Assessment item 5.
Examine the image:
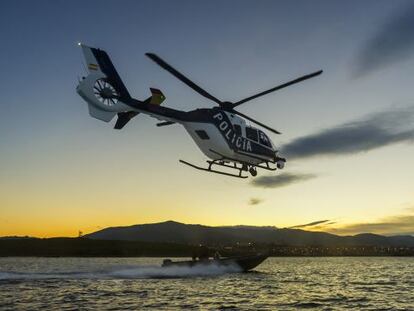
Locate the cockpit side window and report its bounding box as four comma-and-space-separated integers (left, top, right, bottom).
259, 131, 271, 147
246, 127, 258, 142
234, 124, 242, 136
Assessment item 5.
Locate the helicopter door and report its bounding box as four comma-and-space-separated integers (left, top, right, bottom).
234, 124, 242, 136
246, 127, 258, 142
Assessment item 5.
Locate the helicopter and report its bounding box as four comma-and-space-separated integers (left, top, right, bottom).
76, 44, 322, 178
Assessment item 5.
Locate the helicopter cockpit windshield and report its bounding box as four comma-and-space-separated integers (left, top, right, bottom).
245, 127, 272, 148
258, 130, 271, 148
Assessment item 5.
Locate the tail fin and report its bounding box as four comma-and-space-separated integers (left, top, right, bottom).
77, 44, 133, 122
77, 44, 166, 128
80, 44, 131, 100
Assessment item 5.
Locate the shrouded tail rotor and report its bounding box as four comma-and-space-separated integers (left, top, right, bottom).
93, 78, 120, 107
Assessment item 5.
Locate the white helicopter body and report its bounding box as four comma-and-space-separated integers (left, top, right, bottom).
76, 44, 322, 177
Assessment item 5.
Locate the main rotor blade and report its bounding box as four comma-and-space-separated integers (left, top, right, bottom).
233, 110, 281, 134
232, 70, 323, 108
146, 53, 223, 106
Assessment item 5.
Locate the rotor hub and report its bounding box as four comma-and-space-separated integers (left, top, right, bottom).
220, 101, 234, 111
100, 87, 116, 99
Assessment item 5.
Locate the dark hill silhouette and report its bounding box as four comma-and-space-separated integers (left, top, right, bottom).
85, 221, 414, 247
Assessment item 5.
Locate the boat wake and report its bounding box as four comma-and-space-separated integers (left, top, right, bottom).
0, 263, 242, 280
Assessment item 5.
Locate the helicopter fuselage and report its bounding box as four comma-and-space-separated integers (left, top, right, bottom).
118, 97, 279, 164
181, 108, 277, 164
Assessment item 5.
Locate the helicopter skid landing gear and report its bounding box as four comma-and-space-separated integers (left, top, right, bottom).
179, 160, 248, 179
179, 149, 284, 178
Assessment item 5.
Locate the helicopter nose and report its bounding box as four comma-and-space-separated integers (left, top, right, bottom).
274, 151, 286, 162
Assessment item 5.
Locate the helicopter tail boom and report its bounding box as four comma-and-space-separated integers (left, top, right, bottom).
113, 88, 166, 129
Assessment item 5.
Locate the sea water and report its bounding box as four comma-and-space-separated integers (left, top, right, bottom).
1, 257, 413, 310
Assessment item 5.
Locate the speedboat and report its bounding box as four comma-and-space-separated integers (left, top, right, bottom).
161, 253, 268, 272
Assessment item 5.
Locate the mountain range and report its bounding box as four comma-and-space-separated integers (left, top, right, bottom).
85, 221, 414, 247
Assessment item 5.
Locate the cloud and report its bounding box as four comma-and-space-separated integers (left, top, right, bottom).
288, 208, 414, 236
281, 106, 414, 159
326, 209, 414, 236
355, 3, 414, 76
251, 173, 316, 189
289, 219, 331, 229
248, 197, 263, 206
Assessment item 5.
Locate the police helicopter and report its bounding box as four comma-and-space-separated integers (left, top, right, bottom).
76, 44, 322, 178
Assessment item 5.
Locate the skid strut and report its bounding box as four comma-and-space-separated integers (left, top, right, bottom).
211, 149, 279, 172
179, 149, 284, 178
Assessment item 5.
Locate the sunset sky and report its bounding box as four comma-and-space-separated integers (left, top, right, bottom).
1, 0, 414, 237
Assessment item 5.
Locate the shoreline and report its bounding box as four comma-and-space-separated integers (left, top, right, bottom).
1, 237, 414, 257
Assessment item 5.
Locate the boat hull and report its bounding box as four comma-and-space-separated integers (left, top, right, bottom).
162, 254, 268, 272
